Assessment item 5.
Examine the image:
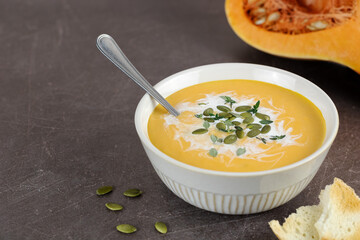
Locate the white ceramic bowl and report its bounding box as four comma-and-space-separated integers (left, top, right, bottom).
135, 63, 339, 215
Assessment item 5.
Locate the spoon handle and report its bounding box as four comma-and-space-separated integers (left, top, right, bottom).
96, 34, 179, 117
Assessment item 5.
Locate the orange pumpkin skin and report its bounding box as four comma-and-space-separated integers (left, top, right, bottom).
225, 0, 360, 74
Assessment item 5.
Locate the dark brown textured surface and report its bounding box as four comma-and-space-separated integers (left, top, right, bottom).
0, 0, 359, 239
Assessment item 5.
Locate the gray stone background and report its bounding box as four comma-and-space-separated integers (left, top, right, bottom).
0, 0, 359, 239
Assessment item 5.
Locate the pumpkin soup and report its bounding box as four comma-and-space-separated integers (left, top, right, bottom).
148, 80, 325, 172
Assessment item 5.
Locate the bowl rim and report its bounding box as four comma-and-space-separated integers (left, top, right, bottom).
134, 63, 339, 177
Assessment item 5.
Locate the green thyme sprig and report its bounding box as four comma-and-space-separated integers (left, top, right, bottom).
220, 96, 236, 108
192, 97, 286, 157
247, 100, 260, 114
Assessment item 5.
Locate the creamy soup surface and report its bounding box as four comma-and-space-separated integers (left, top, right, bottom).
148, 80, 326, 172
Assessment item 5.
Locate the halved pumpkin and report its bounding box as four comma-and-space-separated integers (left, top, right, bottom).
225, 0, 360, 73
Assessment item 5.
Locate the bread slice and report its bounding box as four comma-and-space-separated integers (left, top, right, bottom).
315, 178, 360, 240
269, 205, 321, 240
269, 178, 360, 240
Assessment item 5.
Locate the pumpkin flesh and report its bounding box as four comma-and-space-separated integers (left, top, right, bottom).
225, 0, 360, 73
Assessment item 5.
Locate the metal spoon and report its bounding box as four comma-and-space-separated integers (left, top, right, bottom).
96, 34, 180, 117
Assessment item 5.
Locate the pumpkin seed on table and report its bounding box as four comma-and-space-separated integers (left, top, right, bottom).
216, 122, 227, 131
192, 128, 208, 134
203, 108, 214, 116
217, 105, 231, 112
240, 112, 252, 118
236, 129, 245, 139
261, 125, 271, 134
228, 116, 236, 121
123, 188, 142, 197
235, 105, 252, 112
105, 203, 123, 211
247, 123, 262, 129
247, 129, 261, 138
224, 135, 237, 144
155, 221, 168, 234
96, 186, 113, 196
255, 112, 270, 120
243, 116, 254, 124
116, 224, 137, 234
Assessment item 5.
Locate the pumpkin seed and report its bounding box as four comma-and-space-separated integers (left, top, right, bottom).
247, 129, 261, 138
203, 108, 214, 116
209, 148, 218, 157
267, 11, 280, 23
105, 203, 123, 211
218, 112, 227, 118
204, 117, 215, 122
123, 189, 142, 197
216, 122, 226, 131
243, 116, 254, 124
235, 105, 252, 112
96, 186, 113, 196
155, 221, 168, 234
116, 224, 137, 234
255, 113, 270, 120
260, 119, 273, 124
252, 7, 266, 17
232, 121, 241, 125
307, 21, 328, 31
236, 129, 245, 139
192, 128, 208, 134
217, 138, 223, 143
261, 125, 271, 134
240, 112, 252, 118
255, 17, 266, 25
235, 125, 243, 130
247, 123, 262, 129
217, 105, 231, 112
236, 147, 246, 156
203, 121, 210, 129
224, 135, 237, 144
228, 116, 236, 121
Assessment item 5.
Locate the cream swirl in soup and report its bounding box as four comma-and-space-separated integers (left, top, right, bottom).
148, 80, 325, 172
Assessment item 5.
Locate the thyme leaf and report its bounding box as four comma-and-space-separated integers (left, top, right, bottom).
270, 135, 286, 140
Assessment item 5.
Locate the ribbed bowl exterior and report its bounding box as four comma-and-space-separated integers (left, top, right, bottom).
154, 167, 316, 214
